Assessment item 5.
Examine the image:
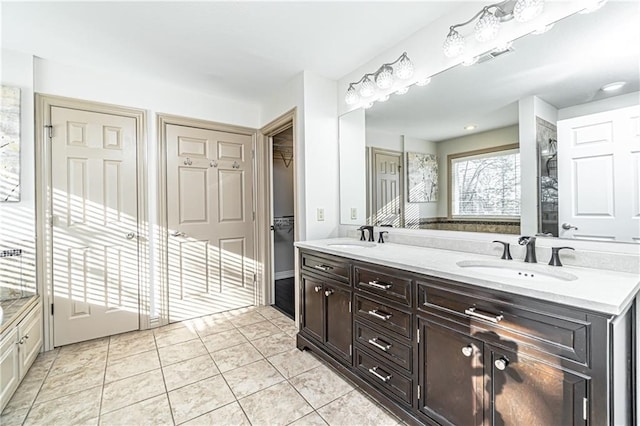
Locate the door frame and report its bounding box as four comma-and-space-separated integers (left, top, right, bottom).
368, 147, 405, 227
35, 94, 148, 351
156, 114, 259, 326
257, 109, 298, 310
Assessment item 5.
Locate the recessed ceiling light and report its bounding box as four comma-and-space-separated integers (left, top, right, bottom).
601, 81, 626, 92
464, 125, 477, 131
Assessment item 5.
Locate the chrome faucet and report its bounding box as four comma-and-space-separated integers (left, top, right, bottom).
358, 225, 374, 242
518, 236, 537, 263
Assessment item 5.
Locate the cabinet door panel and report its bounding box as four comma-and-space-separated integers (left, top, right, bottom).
420, 318, 484, 426
0, 327, 20, 411
301, 275, 324, 343
486, 345, 588, 426
18, 303, 43, 379
325, 285, 352, 362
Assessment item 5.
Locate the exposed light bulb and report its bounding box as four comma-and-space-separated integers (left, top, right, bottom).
474, 9, 500, 42
513, 0, 544, 23
377, 95, 390, 102
602, 81, 626, 92
395, 87, 410, 95
580, 0, 608, 14
375, 65, 394, 89
359, 76, 376, 98
416, 77, 431, 87
344, 85, 359, 105
363, 102, 374, 109
395, 54, 414, 80
443, 28, 464, 58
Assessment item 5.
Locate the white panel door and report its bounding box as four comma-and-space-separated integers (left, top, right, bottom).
558, 105, 640, 242
166, 125, 255, 322
373, 151, 402, 227
51, 106, 140, 347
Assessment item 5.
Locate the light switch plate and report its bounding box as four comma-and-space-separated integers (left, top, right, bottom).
317, 208, 325, 221
350, 208, 357, 220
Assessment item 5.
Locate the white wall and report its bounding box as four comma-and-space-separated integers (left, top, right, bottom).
0, 49, 36, 294
339, 109, 366, 225
365, 129, 403, 152
436, 125, 519, 217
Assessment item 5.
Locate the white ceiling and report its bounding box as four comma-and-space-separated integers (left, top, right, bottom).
1, 1, 462, 105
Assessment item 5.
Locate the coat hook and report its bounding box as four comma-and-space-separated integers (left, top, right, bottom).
183, 158, 192, 166
232, 161, 239, 169
210, 160, 218, 168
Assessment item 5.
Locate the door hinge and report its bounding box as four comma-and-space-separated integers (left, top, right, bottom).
583, 397, 588, 420
416, 328, 420, 343
417, 385, 421, 400
253, 273, 257, 283
51, 304, 54, 315
252, 211, 255, 221
44, 124, 53, 139
349, 344, 352, 356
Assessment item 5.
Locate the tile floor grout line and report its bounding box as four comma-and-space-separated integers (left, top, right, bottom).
153, 329, 177, 426
95, 336, 112, 425
13, 348, 60, 425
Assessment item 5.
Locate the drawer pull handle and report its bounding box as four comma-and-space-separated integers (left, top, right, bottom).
366, 280, 392, 290
368, 366, 392, 383
368, 337, 392, 352
367, 309, 392, 321
314, 286, 322, 293
464, 307, 503, 323
313, 264, 333, 271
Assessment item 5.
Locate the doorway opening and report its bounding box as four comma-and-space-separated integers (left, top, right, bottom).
270, 127, 295, 318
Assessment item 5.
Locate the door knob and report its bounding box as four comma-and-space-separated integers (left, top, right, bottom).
562, 223, 578, 231
494, 357, 509, 371
314, 286, 322, 293
461, 345, 473, 357
324, 289, 334, 297
170, 231, 186, 237
125, 232, 136, 240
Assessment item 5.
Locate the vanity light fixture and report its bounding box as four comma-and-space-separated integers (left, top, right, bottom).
443, 0, 545, 58
344, 52, 414, 105
601, 81, 626, 92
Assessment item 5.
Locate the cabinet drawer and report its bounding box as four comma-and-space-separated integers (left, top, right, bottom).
355, 295, 412, 339
354, 266, 412, 307
418, 280, 590, 366
355, 321, 412, 374
355, 347, 413, 406
301, 252, 350, 283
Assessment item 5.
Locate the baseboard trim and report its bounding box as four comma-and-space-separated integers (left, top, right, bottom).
275, 270, 295, 280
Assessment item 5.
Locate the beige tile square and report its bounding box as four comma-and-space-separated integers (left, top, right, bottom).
49, 344, 108, 377
101, 369, 166, 414
223, 359, 285, 399
105, 349, 160, 383
2, 375, 43, 413
162, 354, 220, 391
290, 364, 355, 408
168, 375, 235, 424
317, 390, 399, 426
201, 328, 248, 353
237, 320, 282, 341
227, 310, 266, 328
109, 328, 153, 345
268, 348, 322, 379
154, 325, 200, 348
187, 314, 235, 338
99, 394, 173, 426
25, 385, 101, 426
289, 411, 329, 426
270, 316, 299, 336
211, 342, 263, 372
251, 332, 296, 357
0, 408, 29, 426
256, 306, 289, 320
36, 362, 105, 403
182, 401, 250, 426
239, 381, 313, 425
158, 338, 207, 366
108, 332, 156, 361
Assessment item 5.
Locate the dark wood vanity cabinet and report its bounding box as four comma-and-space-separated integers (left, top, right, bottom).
297, 249, 635, 426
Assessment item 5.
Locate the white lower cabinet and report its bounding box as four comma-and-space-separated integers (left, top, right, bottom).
0, 301, 43, 411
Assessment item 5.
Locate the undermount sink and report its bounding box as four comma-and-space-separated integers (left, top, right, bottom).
456, 260, 578, 282
328, 241, 377, 249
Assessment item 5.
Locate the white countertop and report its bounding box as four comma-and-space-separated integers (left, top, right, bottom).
296, 238, 640, 316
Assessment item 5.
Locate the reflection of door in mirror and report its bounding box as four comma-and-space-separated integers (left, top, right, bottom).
558, 105, 640, 243
368, 148, 404, 227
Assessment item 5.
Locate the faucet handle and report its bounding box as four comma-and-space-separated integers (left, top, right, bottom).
492, 240, 512, 260
549, 247, 575, 267
357, 226, 366, 241
518, 236, 535, 245
378, 231, 389, 244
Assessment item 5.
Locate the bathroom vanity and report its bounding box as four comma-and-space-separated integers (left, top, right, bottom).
296, 239, 639, 426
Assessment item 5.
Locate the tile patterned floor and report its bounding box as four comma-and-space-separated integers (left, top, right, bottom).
1, 306, 403, 426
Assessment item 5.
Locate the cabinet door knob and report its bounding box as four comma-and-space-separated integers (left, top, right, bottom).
461, 345, 473, 357
494, 357, 509, 371
314, 286, 322, 293
324, 289, 334, 297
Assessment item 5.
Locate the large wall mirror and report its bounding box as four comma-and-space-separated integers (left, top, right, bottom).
339, 2, 639, 243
